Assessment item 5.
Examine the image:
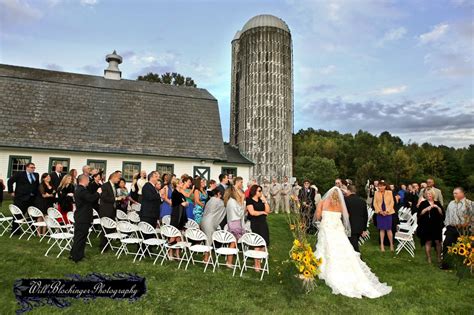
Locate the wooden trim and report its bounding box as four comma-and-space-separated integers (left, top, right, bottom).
193, 166, 211, 181
7, 155, 32, 178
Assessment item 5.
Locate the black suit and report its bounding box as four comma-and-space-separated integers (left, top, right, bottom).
139, 182, 161, 228
7, 171, 39, 233
49, 172, 63, 190
298, 187, 316, 232
99, 181, 117, 249
70, 185, 99, 262
345, 194, 368, 252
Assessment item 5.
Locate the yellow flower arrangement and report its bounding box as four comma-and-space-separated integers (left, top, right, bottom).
287, 211, 322, 293
447, 232, 474, 280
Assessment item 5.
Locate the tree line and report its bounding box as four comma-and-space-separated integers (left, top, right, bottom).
293, 128, 474, 198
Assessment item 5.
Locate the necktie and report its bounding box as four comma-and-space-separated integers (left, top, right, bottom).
28, 173, 34, 184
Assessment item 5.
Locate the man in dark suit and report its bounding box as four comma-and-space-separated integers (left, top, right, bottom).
70, 174, 101, 262
140, 171, 162, 228
7, 162, 39, 234
49, 163, 63, 190
344, 185, 368, 252
99, 171, 122, 250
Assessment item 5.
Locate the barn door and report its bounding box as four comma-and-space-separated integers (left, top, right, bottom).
193, 166, 210, 181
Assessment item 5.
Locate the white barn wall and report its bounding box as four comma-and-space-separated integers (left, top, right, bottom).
0, 147, 251, 190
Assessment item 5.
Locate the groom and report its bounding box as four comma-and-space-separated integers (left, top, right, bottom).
344, 185, 368, 252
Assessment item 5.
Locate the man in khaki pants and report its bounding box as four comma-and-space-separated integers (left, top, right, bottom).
270, 177, 282, 214
281, 176, 291, 214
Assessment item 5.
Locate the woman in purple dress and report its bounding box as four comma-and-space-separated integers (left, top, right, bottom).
373, 182, 395, 252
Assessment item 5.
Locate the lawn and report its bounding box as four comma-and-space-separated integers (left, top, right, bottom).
0, 201, 472, 315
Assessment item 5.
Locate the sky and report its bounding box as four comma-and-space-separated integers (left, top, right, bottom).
1, 0, 473, 148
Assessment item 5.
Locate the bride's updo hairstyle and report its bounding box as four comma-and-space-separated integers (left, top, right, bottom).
330, 189, 340, 204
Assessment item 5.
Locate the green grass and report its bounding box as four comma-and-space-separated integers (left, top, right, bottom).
0, 201, 472, 315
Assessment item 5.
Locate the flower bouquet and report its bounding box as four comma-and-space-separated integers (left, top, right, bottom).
447, 214, 473, 283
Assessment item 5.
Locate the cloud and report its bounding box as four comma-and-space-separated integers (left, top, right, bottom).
0, 0, 43, 25
418, 23, 449, 45
45, 63, 62, 71
306, 84, 335, 93
377, 26, 406, 46
420, 20, 473, 77
379, 85, 407, 95
295, 97, 474, 147
80, 0, 97, 6
319, 65, 336, 75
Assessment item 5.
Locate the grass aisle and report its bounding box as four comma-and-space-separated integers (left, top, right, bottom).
0, 202, 472, 314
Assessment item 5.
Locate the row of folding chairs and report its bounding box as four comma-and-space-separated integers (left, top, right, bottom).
100, 216, 269, 280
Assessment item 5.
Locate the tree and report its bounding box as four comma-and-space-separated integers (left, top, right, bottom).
294, 155, 338, 193
137, 72, 197, 87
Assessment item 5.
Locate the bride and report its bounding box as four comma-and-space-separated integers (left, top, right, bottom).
314, 186, 392, 298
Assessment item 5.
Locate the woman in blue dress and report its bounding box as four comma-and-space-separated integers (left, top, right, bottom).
193, 177, 208, 224
181, 176, 195, 220
160, 173, 173, 219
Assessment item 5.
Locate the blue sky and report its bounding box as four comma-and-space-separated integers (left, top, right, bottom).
1, 0, 473, 147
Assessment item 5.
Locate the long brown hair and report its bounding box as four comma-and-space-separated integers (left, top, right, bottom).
224, 185, 240, 207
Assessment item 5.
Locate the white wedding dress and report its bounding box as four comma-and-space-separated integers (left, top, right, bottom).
315, 210, 392, 298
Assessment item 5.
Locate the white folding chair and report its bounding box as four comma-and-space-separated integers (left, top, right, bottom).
44, 217, 73, 258
116, 221, 142, 261
395, 216, 418, 257
116, 209, 129, 222
184, 218, 200, 230
9, 204, 33, 239
47, 207, 72, 229
240, 232, 269, 280
66, 211, 92, 247
184, 228, 214, 272
161, 215, 171, 226
212, 230, 240, 276
91, 209, 102, 237
100, 217, 126, 254
27, 206, 48, 241
137, 221, 167, 264
131, 203, 141, 212
160, 224, 189, 268
0, 212, 13, 236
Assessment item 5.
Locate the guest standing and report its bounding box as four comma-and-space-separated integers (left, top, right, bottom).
201, 189, 226, 246
417, 189, 444, 264
49, 163, 63, 190
0, 178, 5, 207
281, 176, 292, 214
69, 169, 78, 187
57, 175, 74, 224
171, 179, 188, 230
7, 163, 39, 234
116, 178, 130, 212
98, 172, 122, 251
70, 175, 100, 262
344, 185, 368, 252
419, 178, 444, 206
88, 172, 102, 211
373, 182, 395, 252
441, 187, 473, 269
181, 176, 195, 220
130, 173, 140, 204
160, 173, 173, 219
139, 171, 162, 228
269, 177, 282, 214
137, 170, 147, 203
193, 177, 208, 224
35, 173, 55, 212
224, 177, 245, 266
34, 173, 55, 235
246, 185, 270, 271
